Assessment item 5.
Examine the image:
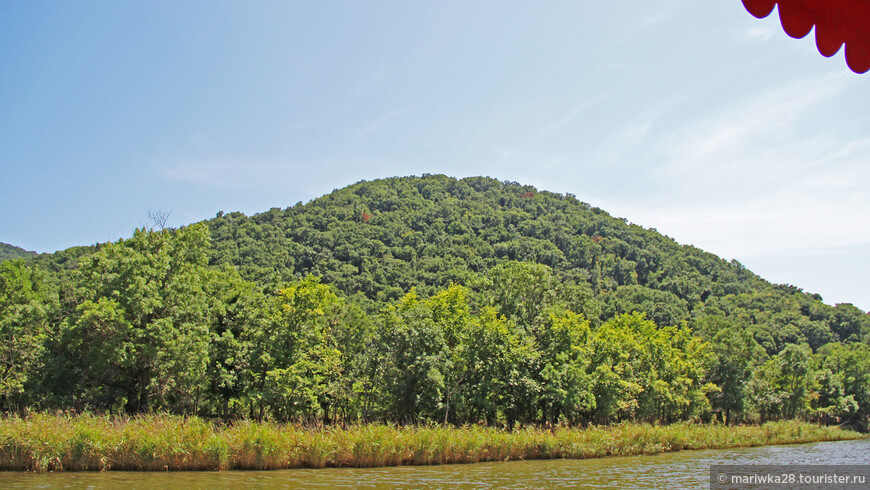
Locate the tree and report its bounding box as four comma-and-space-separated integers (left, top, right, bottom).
706, 326, 764, 423
777, 344, 813, 419
58, 224, 213, 413
602, 285, 688, 327
815, 342, 870, 429
829, 303, 866, 342
260, 275, 343, 422
202, 266, 267, 418
378, 289, 447, 422
747, 357, 785, 421
460, 307, 536, 427
809, 367, 857, 426
587, 313, 712, 423
537, 310, 594, 425
425, 284, 472, 424
748, 344, 813, 421
0, 260, 49, 410
479, 262, 558, 330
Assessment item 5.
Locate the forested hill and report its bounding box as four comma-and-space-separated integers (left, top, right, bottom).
206, 175, 865, 352
5, 174, 868, 427
0, 242, 37, 262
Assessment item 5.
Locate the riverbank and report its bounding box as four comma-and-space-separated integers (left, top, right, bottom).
0, 414, 863, 472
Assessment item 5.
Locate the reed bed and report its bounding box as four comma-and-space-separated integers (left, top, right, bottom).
0, 413, 863, 472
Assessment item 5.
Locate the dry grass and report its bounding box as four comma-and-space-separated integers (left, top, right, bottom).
0, 413, 862, 472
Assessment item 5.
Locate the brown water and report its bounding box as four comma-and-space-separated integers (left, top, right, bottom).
3, 439, 868, 489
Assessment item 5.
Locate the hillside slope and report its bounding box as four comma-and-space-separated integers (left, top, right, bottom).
206, 175, 866, 351
7, 174, 868, 426
210, 175, 759, 300
0, 242, 37, 262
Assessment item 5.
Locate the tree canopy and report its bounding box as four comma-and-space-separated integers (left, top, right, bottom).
5, 175, 869, 429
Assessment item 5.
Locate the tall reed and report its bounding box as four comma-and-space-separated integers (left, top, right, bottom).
0, 413, 862, 472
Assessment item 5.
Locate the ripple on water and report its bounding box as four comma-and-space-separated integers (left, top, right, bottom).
3, 439, 868, 489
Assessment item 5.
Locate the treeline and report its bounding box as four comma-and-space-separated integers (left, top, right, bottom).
2, 175, 869, 428
0, 242, 36, 262
1, 222, 869, 428
198, 176, 866, 355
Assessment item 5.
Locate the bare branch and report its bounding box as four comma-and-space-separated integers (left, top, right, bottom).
147, 209, 172, 231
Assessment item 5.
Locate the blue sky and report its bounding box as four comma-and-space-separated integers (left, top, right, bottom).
1, 1, 868, 310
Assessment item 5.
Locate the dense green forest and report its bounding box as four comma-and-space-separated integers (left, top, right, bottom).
0, 243, 36, 262
2, 175, 868, 429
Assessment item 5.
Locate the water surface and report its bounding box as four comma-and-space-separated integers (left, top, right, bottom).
4, 439, 868, 488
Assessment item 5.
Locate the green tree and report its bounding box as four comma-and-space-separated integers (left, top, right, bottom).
587, 313, 711, 423
202, 266, 267, 418
705, 325, 764, 423
815, 342, 870, 429
260, 276, 343, 422
537, 310, 594, 425
829, 303, 866, 342
378, 289, 447, 422
425, 284, 472, 424
58, 224, 213, 413
809, 367, 857, 425
748, 344, 813, 420
460, 307, 537, 427
777, 344, 813, 419
479, 261, 558, 329
0, 260, 49, 410
602, 285, 688, 327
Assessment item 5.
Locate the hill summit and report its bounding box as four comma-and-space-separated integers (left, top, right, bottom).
6, 174, 868, 426
204, 174, 864, 351
0, 242, 37, 262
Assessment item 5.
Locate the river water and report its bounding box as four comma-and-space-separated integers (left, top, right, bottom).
3, 439, 868, 488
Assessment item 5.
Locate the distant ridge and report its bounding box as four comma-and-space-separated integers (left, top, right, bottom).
13, 174, 869, 426
0, 242, 37, 262
198, 174, 865, 351
208, 174, 764, 303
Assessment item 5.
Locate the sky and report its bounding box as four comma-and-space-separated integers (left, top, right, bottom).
1, 1, 868, 311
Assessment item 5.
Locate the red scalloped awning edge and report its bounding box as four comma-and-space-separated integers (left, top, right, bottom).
742, 0, 870, 74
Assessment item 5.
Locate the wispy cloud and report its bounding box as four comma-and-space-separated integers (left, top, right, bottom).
742, 25, 775, 43
157, 159, 314, 190
632, 0, 693, 30
658, 72, 856, 192
359, 104, 424, 136
587, 94, 689, 172
604, 72, 869, 259
613, 189, 870, 259
498, 96, 607, 170
534, 98, 602, 142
